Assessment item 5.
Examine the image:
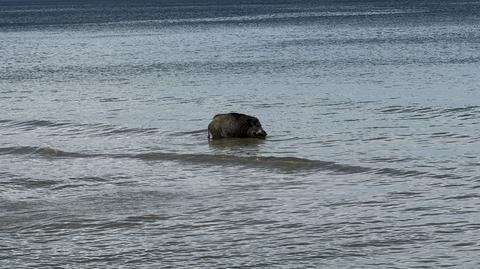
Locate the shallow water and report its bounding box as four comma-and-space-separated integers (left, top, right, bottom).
1, 0, 480, 268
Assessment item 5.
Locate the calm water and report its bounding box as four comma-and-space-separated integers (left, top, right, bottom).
1, 0, 480, 267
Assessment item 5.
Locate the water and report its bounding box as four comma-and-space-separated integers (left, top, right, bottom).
1, 0, 480, 267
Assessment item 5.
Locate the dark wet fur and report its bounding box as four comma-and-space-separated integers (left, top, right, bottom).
208, 113, 267, 139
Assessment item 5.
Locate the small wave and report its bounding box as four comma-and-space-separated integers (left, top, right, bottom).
0, 146, 459, 179
1, 118, 159, 137
8, 119, 69, 129
0, 9, 422, 29
111, 9, 425, 26
98, 97, 127, 103
0, 146, 99, 158
442, 106, 480, 113
380, 105, 480, 115
443, 194, 480, 200
135, 152, 350, 173
167, 129, 206, 137
14, 214, 170, 234
97, 126, 158, 136
377, 105, 480, 121
1, 118, 80, 132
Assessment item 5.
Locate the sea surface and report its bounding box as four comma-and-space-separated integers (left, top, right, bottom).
1, 0, 480, 268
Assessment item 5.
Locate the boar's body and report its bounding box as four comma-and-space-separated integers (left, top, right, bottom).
208, 113, 267, 140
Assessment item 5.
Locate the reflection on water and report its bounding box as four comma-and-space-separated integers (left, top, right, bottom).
209, 137, 265, 154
